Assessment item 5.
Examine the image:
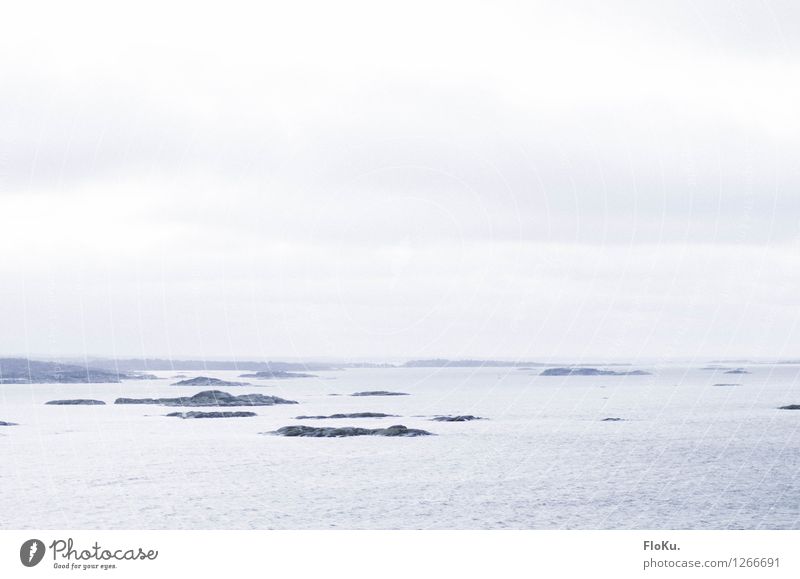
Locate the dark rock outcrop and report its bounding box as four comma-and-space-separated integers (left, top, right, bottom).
601, 417, 625, 421
724, 369, 750, 374
267, 424, 433, 437
166, 411, 257, 419
239, 370, 317, 379
712, 383, 740, 387
0, 358, 129, 384
115, 397, 161, 405
45, 399, 106, 405
294, 412, 397, 419
431, 415, 484, 422
115, 390, 297, 407
0, 421, 17, 426
172, 377, 251, 387
778, 405, 800, 410
540, 367, 650, 376
351, 391, 409, 397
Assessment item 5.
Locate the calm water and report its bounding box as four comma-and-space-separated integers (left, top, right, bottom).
1, 364, 799, 529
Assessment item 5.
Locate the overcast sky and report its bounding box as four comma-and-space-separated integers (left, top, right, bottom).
2, 1, 799, 362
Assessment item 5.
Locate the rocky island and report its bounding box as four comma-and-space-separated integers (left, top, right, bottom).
166, 411, 257, 419
266, 424, 432, 437
172, 377, 251, 387
0, 420, 17, 426
351, 391, 410, 396
431, 415, 484, 422
540, 367, 651, 376
115, 390, 297, 407
294, 412, 397, 419
0, 358, 153, 384
45, 399, 106, 405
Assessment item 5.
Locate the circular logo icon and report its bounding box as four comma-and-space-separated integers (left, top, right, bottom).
20, 539, 46, 567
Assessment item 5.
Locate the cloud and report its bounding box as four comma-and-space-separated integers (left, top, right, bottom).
1, 0, 799, 358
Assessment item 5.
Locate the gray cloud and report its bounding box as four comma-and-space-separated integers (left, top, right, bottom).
1, 1, 799, 359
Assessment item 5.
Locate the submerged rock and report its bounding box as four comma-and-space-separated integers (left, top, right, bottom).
239, 370, 317, 379
0, 421, 17, 426
601, 417, 625, 421
172, 376, 251, 387
45, 399, 106, 405
724, 369, 750, 374
431, 415, 485, 422
267, 424, 432, 437
778, 405, 800, 410
351, 391, 409, 397
540, 367, 650, 376
295, 412, 397, 419
166, 411, 257, 419
712, 383, 740, 387
115, 390, 297, 407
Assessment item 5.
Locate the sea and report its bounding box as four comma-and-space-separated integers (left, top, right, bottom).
1, 363, 799, 529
